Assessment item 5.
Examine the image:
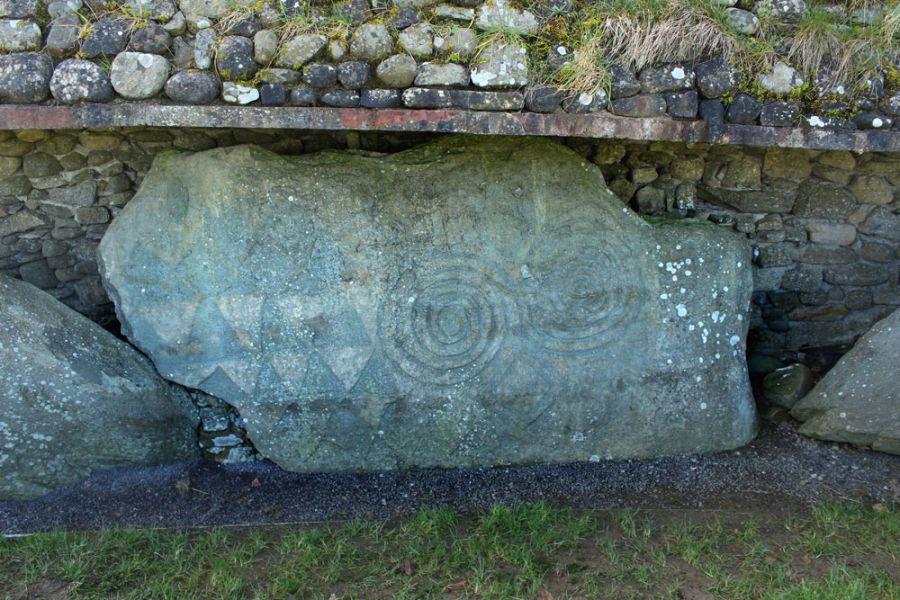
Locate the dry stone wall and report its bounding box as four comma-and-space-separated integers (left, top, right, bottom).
0, 0, 898, 134
0, 127, 897, 358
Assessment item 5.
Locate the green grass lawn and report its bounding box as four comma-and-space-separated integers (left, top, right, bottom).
2, 502, 897, 599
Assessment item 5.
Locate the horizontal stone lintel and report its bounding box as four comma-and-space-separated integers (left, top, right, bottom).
1, 104, 897, 152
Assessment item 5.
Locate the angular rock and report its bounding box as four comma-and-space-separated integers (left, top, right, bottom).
756, 0, 807, 23
700, 99, 726, 142
433, 27, 477, 59
319, 88, 360, 107
80, 17, 130, 58
98, 137, 757, 472
164, 69, 219, 104
0, 274, 198, 500
759, 61, 803, 95
609, 64, 641, 99
562, 90, 608, 114
793, 181, 856, 219
470, 41, 528, 88
0, 0, 39, 18
476, 0, 538, 35
222, 81, 258, 104
303, 63, 337, 88
253, 29, 277, 64
858, 206, 900, 242
726, 93, 761, 124
792, 308, 900, 454
762, 363, 813, 409
289, 86, 317, 106
193, 27, 216, 69
524, 85, 565, 113
414, 62, 468, 87
666, 91, 698, 119
45, 14, 81, 58
276, 33, 326, 69
0, 52, 51, 103
215, 35, 257, 80
450, 90, 524, 111
402, 86, 453, 108
760, 101, 799, 127
259, 82, 286, 106
349, 23, 393, 61
129, 23, 171, 55
639, 64, 694, 93
612, 94, 666, 117
725, 8, 758, 34
376, 53, 418, 88
337, 60, 370, 88
0, 18, 39, 51
853, 111, 892, 130
359, 88, 401, 108
398, 22, 433, 58
49, 59, 114, 104
126, 0, 176, 20
110, 52, 170, 99
694, 58, 739, 99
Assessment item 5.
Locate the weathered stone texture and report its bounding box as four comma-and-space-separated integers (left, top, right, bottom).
98, 137, 757, 471
792, 308, 900, 454
0, 274, 198, 500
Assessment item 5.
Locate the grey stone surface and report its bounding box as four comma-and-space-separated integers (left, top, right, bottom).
165, 70, 219, 104
470, 41, 528, 88
80, 18, 129, 58
276, 33, 327, 69
415, 62, 468, 87
0, 274, 198, 500
216, 35, 257, 80
759, 61, 804, 95
0, 18, 39, 51
791, 308, 900, 454
45, 14, 81, 58
762, 363, 812, 409
349, 23, 393, 61
110, 52, 170, 99
98, 137, 757, 472
0, 52, 51, 103
49, 59, 114, 104
476, 0, 538, 35
376, 54, 418, 88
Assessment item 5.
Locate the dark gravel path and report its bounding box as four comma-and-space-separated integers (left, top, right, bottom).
2, 422, 897, 535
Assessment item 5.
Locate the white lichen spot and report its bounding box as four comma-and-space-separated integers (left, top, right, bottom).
700, 402, 707, 410
729, 335, 741, 346
671, 67, 686, 80
676, 304, 688, 317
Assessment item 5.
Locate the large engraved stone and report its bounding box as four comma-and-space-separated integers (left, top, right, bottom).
98, 137, 757, 471
0, 274, 198, 500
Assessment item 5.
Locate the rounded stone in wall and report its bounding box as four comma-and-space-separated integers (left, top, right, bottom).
49, 58, 114, 104
164, 70, 220, 104
110, 52, 170, 99
0, 52, 52, 103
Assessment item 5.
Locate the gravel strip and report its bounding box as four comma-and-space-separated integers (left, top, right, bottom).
2, 423, 897, 535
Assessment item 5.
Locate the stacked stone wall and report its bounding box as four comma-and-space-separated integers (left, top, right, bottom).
0, 127, 898, 356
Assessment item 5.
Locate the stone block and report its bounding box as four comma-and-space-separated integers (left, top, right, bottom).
98, 137, 757, 472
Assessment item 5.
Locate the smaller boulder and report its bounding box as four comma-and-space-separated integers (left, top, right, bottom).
349, 23, 393, 61
762, 363, 813, 409
791, 308, 900, 454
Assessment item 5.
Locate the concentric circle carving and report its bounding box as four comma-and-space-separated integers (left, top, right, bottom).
524, 226, 646, 354
380, 257, 513, 386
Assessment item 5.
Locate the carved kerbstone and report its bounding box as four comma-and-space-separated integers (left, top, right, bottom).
99, 137, 757, 471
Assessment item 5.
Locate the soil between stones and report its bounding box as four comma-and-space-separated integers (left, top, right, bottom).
1, 422, 897, 535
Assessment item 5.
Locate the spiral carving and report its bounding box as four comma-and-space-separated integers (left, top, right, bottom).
380, 257, 513, 386
523, 226, 646, 354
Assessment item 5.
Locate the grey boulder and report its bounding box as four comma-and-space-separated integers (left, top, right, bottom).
98, 137, 757, 473
791, 308, 900, 454
50, 58, 114, 103
0, 275, 199, 501
0, 52, 51, 103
